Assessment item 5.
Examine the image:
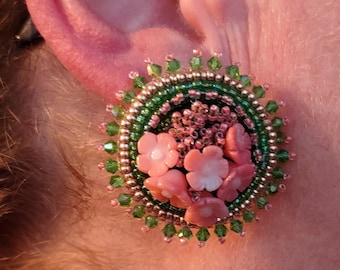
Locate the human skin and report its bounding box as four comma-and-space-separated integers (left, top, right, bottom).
24, 0, 340, 269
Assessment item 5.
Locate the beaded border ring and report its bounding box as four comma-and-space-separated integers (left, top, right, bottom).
99, 50, 294, 246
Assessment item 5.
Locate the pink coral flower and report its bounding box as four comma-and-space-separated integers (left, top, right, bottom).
184, 196, 229, 227
137, 132, 179, 177
224, 123, 252, 165
184, 145, 229, 192
144, 169, 192, 209
217, 163, 256, 202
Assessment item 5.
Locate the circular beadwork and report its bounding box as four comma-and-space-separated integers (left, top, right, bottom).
100, 52, 294, 245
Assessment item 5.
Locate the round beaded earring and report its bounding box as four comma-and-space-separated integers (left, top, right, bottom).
98, 50, 295, 247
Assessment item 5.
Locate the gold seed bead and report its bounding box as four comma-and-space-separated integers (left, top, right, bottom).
268, 139, 276, 145
119, 151, 129, 158
193, 72, 201, 79
137, 94, 147, 102
236, 83, 243, 89
121, 166, 131, 174
200, 71, 207, 80
259, 113, 267, 119
256, 106, 265, 113
269, 132, 277, 139
265, 172, 272, 179
263, 119, 272, 126
241, 90, 249, 96
215, 74, 223, 81
269, 159, 277, 167
207, 72, 215, 80
119, 135, 129, 143
266, 126, 274, 132
161, 77, 171, 85
176, 73, 185, 82
126, 180, 137, 187
119, 143, 129, 151
134, 192, 144, 201
224, 76, 231, 83
170, 75, 178, 83
120, 120, 130, 128
248, 93, 256, 101
119, 159, 130, 166
270, 146, 278, 152
185, 73, 193, 81
229, 80, 237, 86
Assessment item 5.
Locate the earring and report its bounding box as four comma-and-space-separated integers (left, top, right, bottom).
99, 50, 295, 247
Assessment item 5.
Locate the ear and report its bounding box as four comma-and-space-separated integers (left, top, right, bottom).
26, 0, 250, 101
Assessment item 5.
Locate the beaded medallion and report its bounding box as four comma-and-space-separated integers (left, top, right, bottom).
99, 51, 294, 246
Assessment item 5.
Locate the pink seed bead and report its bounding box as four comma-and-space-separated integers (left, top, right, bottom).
209, 104, 219, 115
98, 162, 105, 170
141, 226, 150, 233
222, 106, 230, 115
128, 71, 139, 79
106, 104, 113, 112
98, 123, 107, 132
184, 136, 194, 146
183, 109, 192, 118
195, 139, 204, 149
193, 49, 202, 56
111, 199, 119, 207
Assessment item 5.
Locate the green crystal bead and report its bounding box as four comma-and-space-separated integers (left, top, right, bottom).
265, 100, 279, 114
133, 76, 146, 89
162, 223, 177, 238
207, 56, 222, 71
123, 90, 136, 104
103, 140, 118, 154
256, 196, 268, 209
189, 56, 203, 70
105, 158, 119, 174
118, 193, 133, 206
112, 105, 125, 119
196, 228, 210, 242
166, 59, 181, 73
266, 182, 279, 195
105, 121, 120, 136
272, 117, 284, 131
109, 175, 124, 188
226, 65, 241, 80
230, 219, 243, 233
240, 75, 252, 87
243, 210, 255, 223
145, 215, 158, 228
276, 149, 290, 163
253, 85, 266, 98
214, 224, 228, 238
147, 63, 162, 77
276, 131, 287, 144
132, 205, 146, 218
177, 227, 193, 240
272, 167, 285, 179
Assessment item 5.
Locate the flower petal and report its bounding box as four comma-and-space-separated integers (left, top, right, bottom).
183, 149, 203, 171
136, 154, 153, 174
157, 132, 178, 150
224, 123, 252, 165
148, 162, 168, 177
187, 172, 205, 191
165, 150, 179, 168
144, 177, 168, 202
138, 132, 157, 154
184, 197, 229, 227
217, 163, 255, 202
